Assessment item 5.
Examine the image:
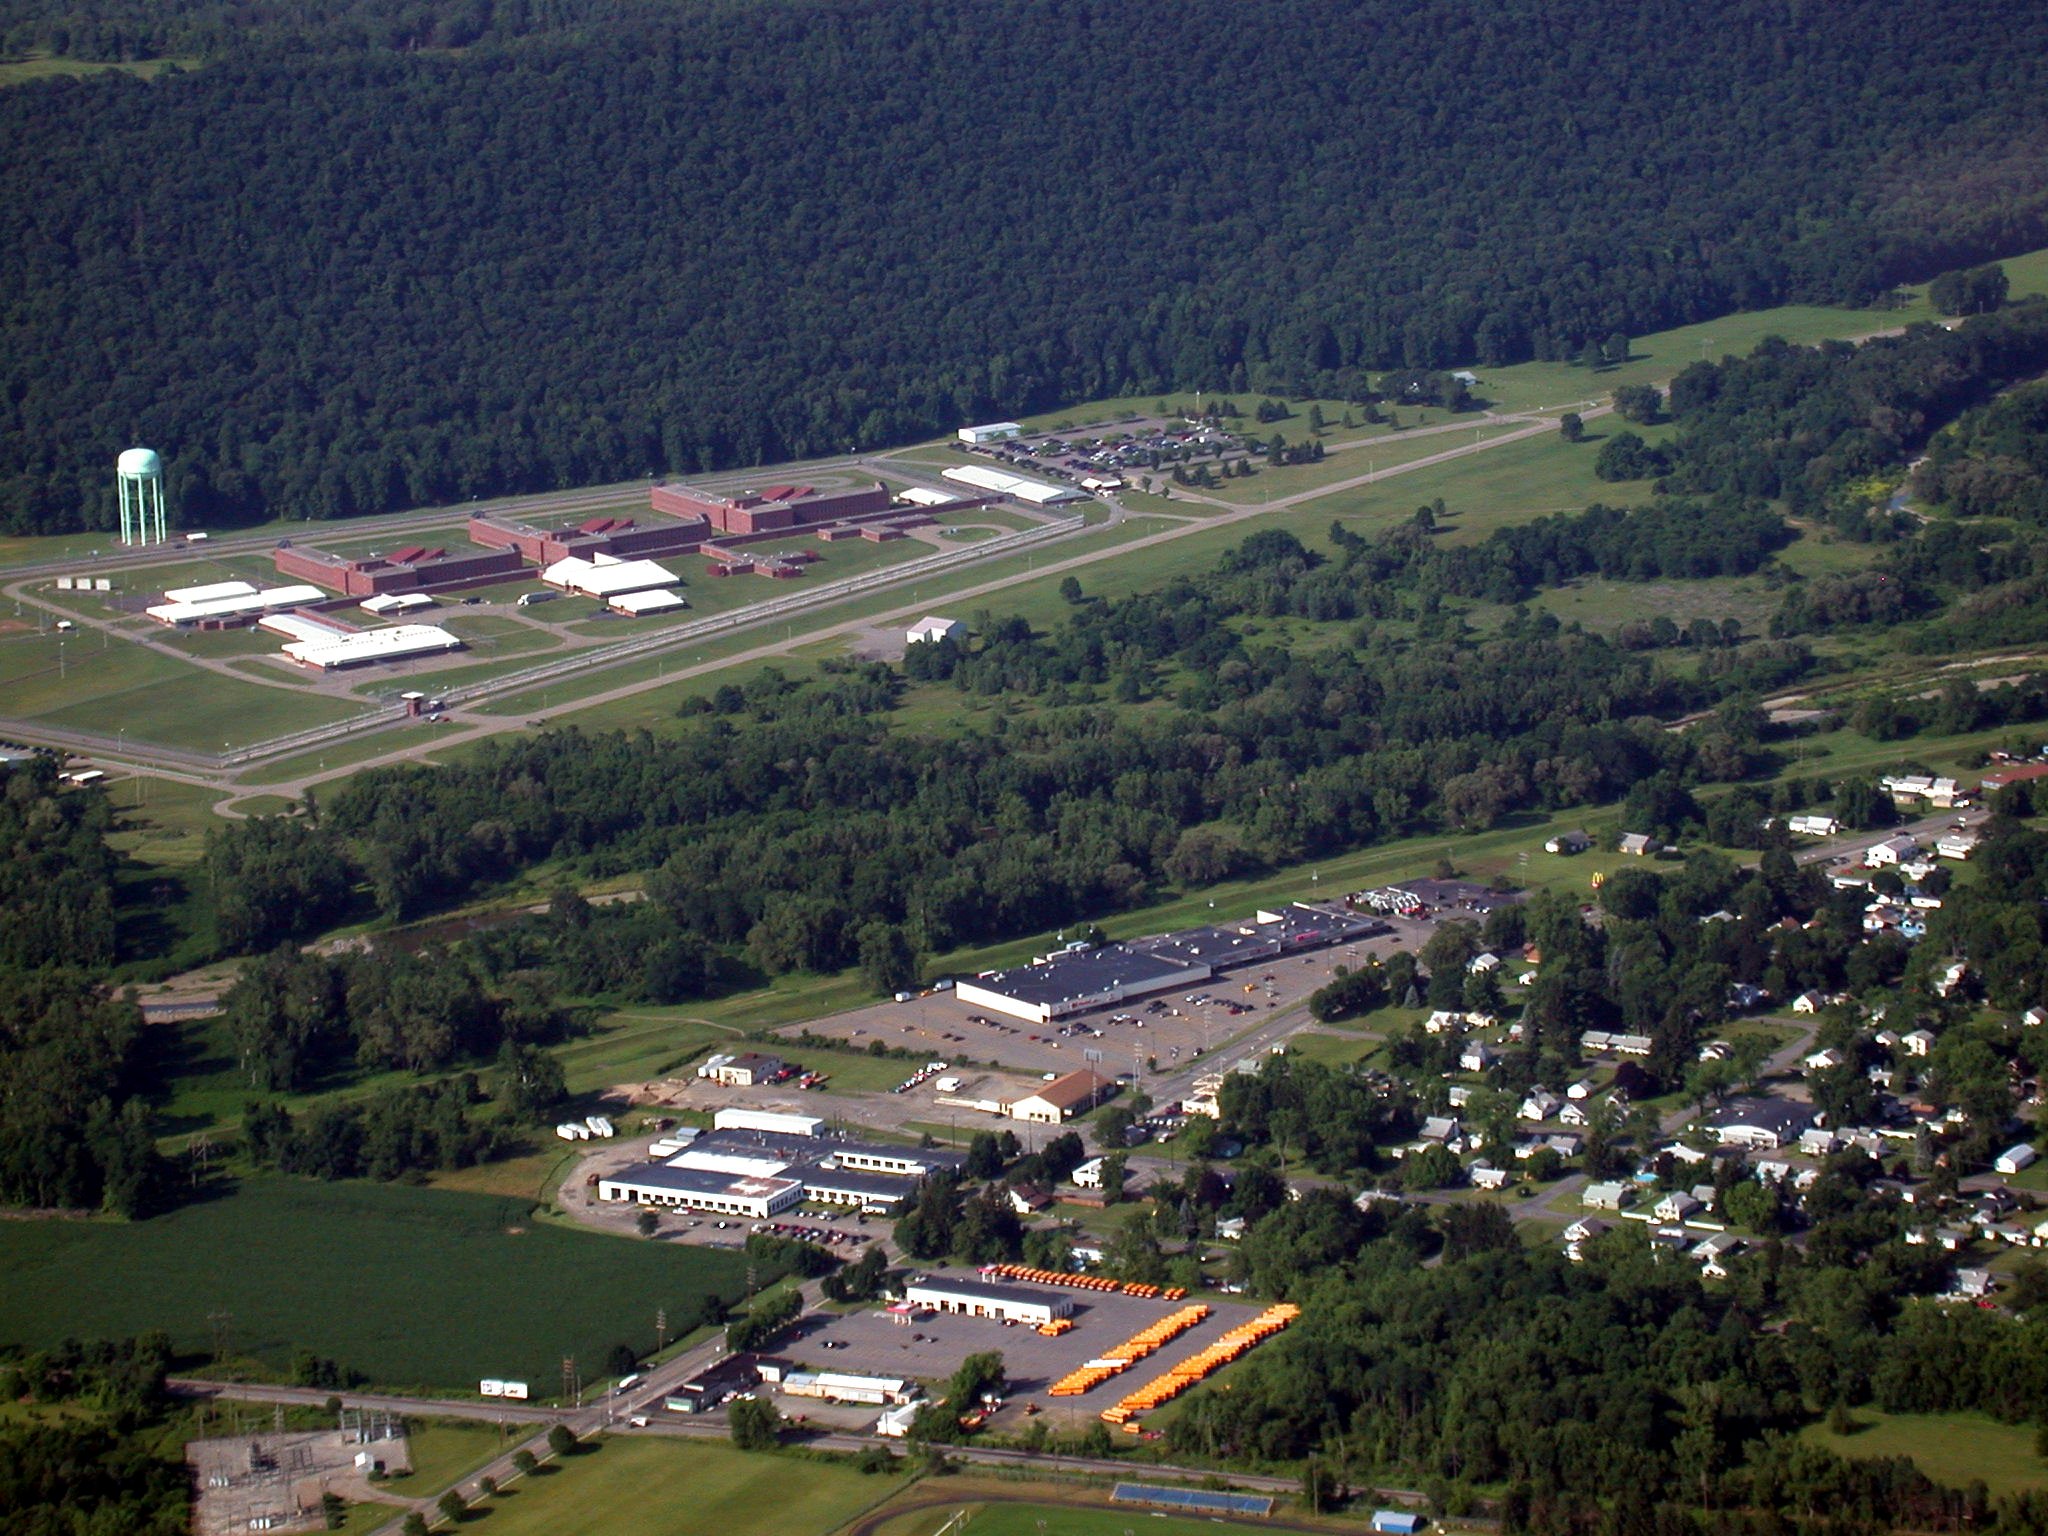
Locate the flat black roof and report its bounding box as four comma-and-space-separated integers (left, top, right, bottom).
970, 945, 1202, 1006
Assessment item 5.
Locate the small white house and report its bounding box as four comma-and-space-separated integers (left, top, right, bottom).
1582, 1181, 1634, 1211
1470, 1164, 1510, 1190
1792, 990, 1827, 1015
1901, 1028, 1937, 1056
1459, 1042, 1499, 1073
1519, 1090, 1562, 1122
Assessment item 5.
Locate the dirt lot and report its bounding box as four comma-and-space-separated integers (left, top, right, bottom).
766, 1272, 1262, 1432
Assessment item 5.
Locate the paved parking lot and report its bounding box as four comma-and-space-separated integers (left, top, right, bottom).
773, 918, 1434, 1099
776, 1273, 1259, 1431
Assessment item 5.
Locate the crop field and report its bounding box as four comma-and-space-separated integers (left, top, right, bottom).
425, 1436, 894, 1536
0, 50, 198, 86
0, 1178, 756, 1391
1801, 1409, 2046, 1498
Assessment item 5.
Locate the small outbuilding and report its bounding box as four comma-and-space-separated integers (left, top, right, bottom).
1373, 1512, 1426, 1536
906, 615, 966, 647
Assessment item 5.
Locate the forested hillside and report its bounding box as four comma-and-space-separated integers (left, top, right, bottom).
5, 0, 2048, 531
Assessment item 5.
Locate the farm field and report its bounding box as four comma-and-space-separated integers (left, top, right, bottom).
1800, 1409, 2047, 1498
0, 1179, 754, 1391
871, 1502, 1296, 1536
430, 1436, 894, 1536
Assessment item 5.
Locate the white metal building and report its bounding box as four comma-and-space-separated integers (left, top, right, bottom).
146, 584, 327, 627
940, 464, 1086, 506
906, 615, 965, 646
904, 1276, 1072, 1326
609, 587, 688, 616
163, 579, 257, 604
540, 553, 679, 598
957, 422, 1024, 445
360, 592, 436, 615
282, 624, 464, 670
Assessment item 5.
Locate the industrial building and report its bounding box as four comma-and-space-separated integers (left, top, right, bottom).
954, 902, 1384, 1025
596, 1164, 804, 1219
957, 422, 1025, 445
698, 1052, 785, 1087
906, 615, 965, 646
774, 1371, 914, 1407
596, 1124, 965, 1219
714, 1108, 826, 1139
904, 1275, 1073, 1327
940, 464, 1087, 506
650, 480, 895, 536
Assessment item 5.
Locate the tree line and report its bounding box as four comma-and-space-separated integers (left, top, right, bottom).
7, 0, 2048, 531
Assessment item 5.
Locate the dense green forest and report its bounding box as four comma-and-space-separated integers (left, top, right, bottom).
6, 0, 2048, 531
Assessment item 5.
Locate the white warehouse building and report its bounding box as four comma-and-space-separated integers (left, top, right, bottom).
957, 422, 1024, 445
905, 1275, 1073, 1327
906, 615, 966, 647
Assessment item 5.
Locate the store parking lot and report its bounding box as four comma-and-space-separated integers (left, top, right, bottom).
772, 917, 1433, 1093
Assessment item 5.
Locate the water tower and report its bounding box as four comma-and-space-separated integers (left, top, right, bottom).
117, 446, 167, 546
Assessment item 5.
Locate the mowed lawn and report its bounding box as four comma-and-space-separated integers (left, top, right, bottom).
0, 626, 358, 749
874, 1499, 1290, 1536
451, 1437, 891, 1536
1801, 1409, 2047, 1498
0, 1178, 754, 1393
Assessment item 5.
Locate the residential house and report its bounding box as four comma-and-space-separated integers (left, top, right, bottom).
1901, 1029, 1937, 1057
1655, 1191, 1703, 1223
1519, 1089, 1563, 1122
1545, 830, 1593, 855
1792, 990, 1827, 1015
1459, 1042, 1500, 1073
1582, 1181, 1634, 1210
1470, 1164, 1510, 1190
1864, 836, 1922, 868
1619, 833, 1659, 857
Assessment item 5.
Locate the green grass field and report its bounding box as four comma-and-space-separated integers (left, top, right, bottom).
0, 626, 361, 749
385, 1419, 529, 1494
877, 1503, 1286, 1536
443, 1437, 895, 1536
0, 1179, 754, 1391
0, 50, 198, 86
1802, 1409, 2046, 1498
